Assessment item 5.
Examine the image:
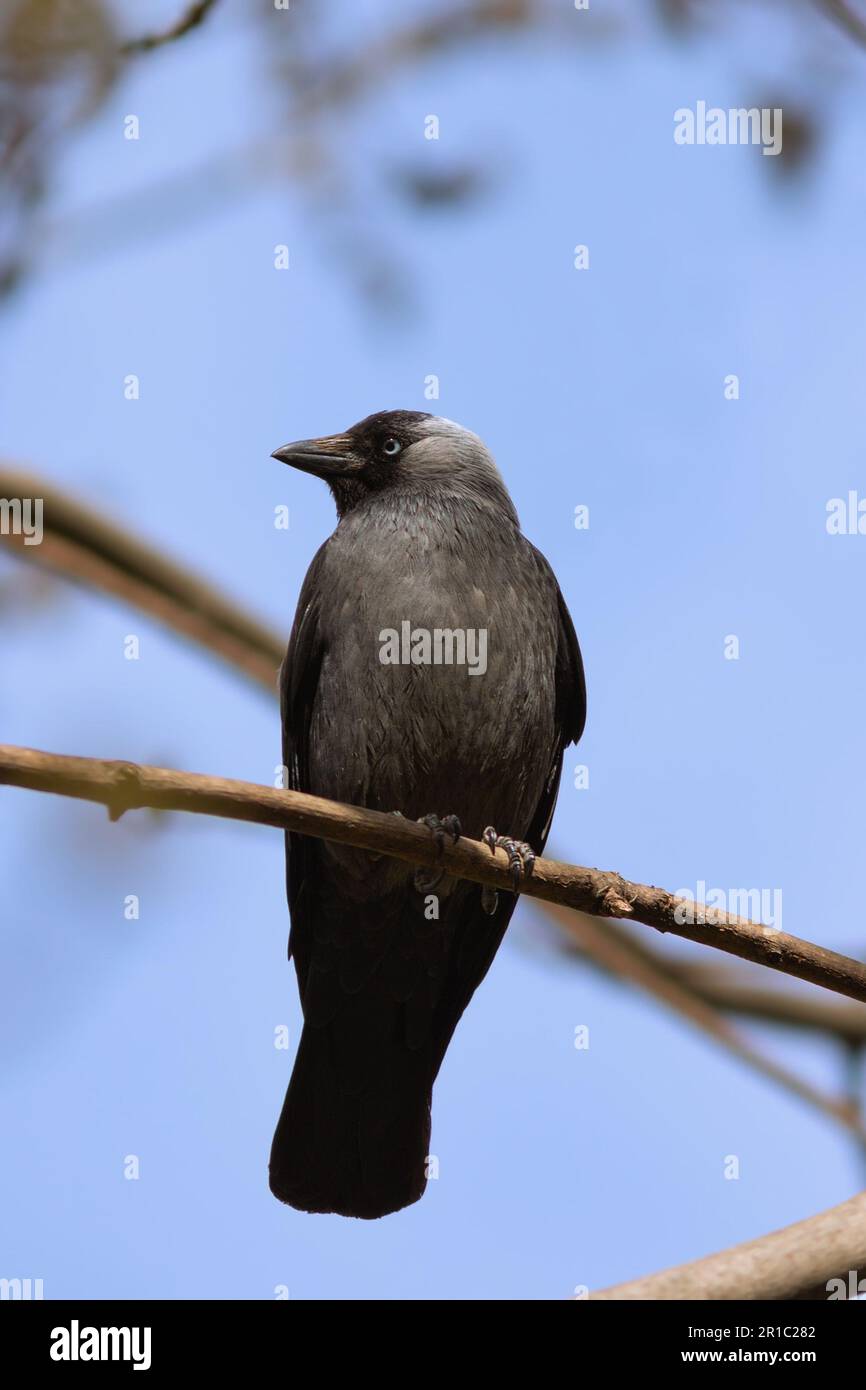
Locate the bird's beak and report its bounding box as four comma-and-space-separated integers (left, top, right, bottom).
271, 434, 361, 479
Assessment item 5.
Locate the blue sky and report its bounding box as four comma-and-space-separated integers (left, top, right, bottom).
2, 1, 866, 1298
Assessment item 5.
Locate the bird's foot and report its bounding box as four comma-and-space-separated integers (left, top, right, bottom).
482, 827, 536, 892
413, 813, 461, 892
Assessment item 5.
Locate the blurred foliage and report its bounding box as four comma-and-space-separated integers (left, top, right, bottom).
0, 0, 119, 293
0, 0, 863, 301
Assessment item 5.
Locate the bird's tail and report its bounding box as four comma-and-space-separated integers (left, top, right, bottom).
269, 1018, 433, 1219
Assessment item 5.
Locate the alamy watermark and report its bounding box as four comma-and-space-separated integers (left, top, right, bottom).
826, 492, 866, 535
0, 1276, 43, 1299
674, 881, 783, 933
50, 1321, 151, 1371
0, 496, 43, 545
379, 621, 487, 676
674, 102, 783, 158
826, 1270, 866, 1299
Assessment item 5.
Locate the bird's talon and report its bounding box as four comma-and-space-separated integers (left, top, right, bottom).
482, 828, 536, 893
417, 812, 461, 847
413, 813, 461, 892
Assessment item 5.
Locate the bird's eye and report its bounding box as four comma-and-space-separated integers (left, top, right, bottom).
381, 437, 402, 457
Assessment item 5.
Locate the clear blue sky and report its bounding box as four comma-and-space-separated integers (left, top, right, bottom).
2, 2, 866, 1299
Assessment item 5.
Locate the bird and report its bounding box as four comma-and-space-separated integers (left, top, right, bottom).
269, 410, 586, 1219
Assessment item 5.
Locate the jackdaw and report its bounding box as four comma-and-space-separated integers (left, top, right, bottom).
270, 410, 586, 1218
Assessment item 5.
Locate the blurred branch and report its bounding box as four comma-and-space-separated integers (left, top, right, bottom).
667, 960, 866, 1042
0, 467, 282, 692
589, 1187, 866, 1300
120, 0, 219, 56
3, 744, 866, 1006
284, 0, 550, 116
1, 0, 862, 302
545, 903, 865, 1139
4, 0, 582, 302
545, 898, 866, 1044
818, 0, 866, 48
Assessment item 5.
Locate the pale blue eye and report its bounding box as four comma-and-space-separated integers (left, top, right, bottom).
382, 437, 402, 456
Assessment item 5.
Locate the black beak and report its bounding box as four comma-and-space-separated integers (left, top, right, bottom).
271, 434, 360, 479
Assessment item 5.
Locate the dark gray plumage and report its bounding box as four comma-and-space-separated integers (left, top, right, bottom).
269, 410, 586, 1218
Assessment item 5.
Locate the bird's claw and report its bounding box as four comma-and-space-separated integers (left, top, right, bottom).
482, 827, 536, 892
418, 812, 461, 855
413, 813, 461, 892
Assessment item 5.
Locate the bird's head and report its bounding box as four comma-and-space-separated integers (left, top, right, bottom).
272, 410, 516, 521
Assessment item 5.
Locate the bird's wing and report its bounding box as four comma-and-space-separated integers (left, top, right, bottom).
429, 551, 587, 1065
552, 568, 587, 748
523, 543, 586, 855
279, 540, 329, 976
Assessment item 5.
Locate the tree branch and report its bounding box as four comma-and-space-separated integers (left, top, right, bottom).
3, 743, 866, 1007
667, 960, 866, 1043
589, 1188, 866, 1301
546, 900, 866, 1044
120, 0, 220, 56
816, 0, 866, 49
0, 467, 281, 692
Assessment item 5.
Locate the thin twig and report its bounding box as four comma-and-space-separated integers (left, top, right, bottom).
120, 0, 220, 56
3, 743, 866, 1006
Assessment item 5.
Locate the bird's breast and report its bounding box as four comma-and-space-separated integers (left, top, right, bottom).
306, 507, 559, 839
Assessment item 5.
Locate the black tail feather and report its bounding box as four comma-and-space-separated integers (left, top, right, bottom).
269, 1020, 432, 1219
